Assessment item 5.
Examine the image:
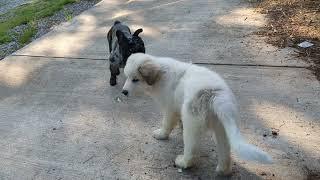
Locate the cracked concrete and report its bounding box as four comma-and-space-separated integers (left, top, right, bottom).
1, 0, 319, 179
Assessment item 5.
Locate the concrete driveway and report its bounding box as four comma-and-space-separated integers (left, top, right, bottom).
1, 0, 319, 179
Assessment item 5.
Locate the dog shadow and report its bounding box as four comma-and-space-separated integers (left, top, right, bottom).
145, 128, 263, 180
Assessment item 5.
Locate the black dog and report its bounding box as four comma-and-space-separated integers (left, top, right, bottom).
107, 21, 145, 86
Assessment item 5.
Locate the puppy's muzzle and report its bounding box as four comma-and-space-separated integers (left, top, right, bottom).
122, 90, 128, 96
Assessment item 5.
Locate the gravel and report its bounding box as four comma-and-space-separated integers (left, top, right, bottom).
0, 0, 101, 60
9, 24, 29, 41
35, 0, 100, 39
0, 0, 33, 15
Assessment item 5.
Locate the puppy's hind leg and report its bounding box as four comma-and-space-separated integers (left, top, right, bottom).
212, 119, 232, 175
153, 111, 179, 140
175, 106, 202, 169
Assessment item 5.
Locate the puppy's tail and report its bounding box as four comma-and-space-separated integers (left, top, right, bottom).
114, 20, 121, 25
210, 95, 273, 164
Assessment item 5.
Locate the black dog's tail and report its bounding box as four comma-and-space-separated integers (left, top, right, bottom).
114, 20, 121, 25
133, 28, 143, 36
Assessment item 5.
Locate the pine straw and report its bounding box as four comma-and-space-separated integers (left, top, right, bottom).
254, 0, 320, 80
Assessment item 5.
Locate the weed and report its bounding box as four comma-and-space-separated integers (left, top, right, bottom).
64, 9, 73, 21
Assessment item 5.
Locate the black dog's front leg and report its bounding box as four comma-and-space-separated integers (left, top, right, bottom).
110, 74, 117, 86
109, 65, 120, 86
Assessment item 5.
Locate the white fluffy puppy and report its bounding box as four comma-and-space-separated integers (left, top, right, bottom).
122, 53, 272, 175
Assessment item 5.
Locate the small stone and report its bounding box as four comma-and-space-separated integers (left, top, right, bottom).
272, 130, 278, 137
178, 169, 182, 173
53, 128, 57, 130
298, 41, 314, 48
116, 97, 122, 103
260, 172, 267, 176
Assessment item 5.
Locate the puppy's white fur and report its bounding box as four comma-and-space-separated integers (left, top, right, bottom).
123, 53, 272, 175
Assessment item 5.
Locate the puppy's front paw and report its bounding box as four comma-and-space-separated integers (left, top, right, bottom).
152, 129, 168, 140
215, 164, 232, 176
175, 155, 192, 169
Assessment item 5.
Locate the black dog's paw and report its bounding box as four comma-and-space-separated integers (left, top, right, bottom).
110, 77, 117, 86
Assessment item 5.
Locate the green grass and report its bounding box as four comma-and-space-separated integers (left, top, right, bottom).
0, 0, 77, 44
19, 24, 37, 44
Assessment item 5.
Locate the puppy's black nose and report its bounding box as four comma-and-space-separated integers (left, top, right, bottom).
110, 58, 115, 62
122, 90, 128, 96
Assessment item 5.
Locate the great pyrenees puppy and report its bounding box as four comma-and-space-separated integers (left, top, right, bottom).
122, 53, 272, 175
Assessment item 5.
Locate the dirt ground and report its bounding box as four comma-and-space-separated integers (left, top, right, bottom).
254, 0, 320, 80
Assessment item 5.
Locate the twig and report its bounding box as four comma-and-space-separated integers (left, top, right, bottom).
279, 122, 286, 128
146, 166, 168, 170
83, 155, 95, 164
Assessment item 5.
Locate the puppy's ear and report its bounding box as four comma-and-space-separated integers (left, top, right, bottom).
133, 28, 143, 36
138, 60, 161, 85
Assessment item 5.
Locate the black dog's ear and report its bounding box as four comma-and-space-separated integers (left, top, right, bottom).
114, 20, 121, 25
133, 28, 143, 36
116, 30, 129, 44
116, 30, 124, 40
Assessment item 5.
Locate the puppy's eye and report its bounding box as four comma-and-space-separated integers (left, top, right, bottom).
132, 79, 139, 82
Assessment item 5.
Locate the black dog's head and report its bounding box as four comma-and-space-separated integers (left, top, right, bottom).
116, 28, 145, 67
